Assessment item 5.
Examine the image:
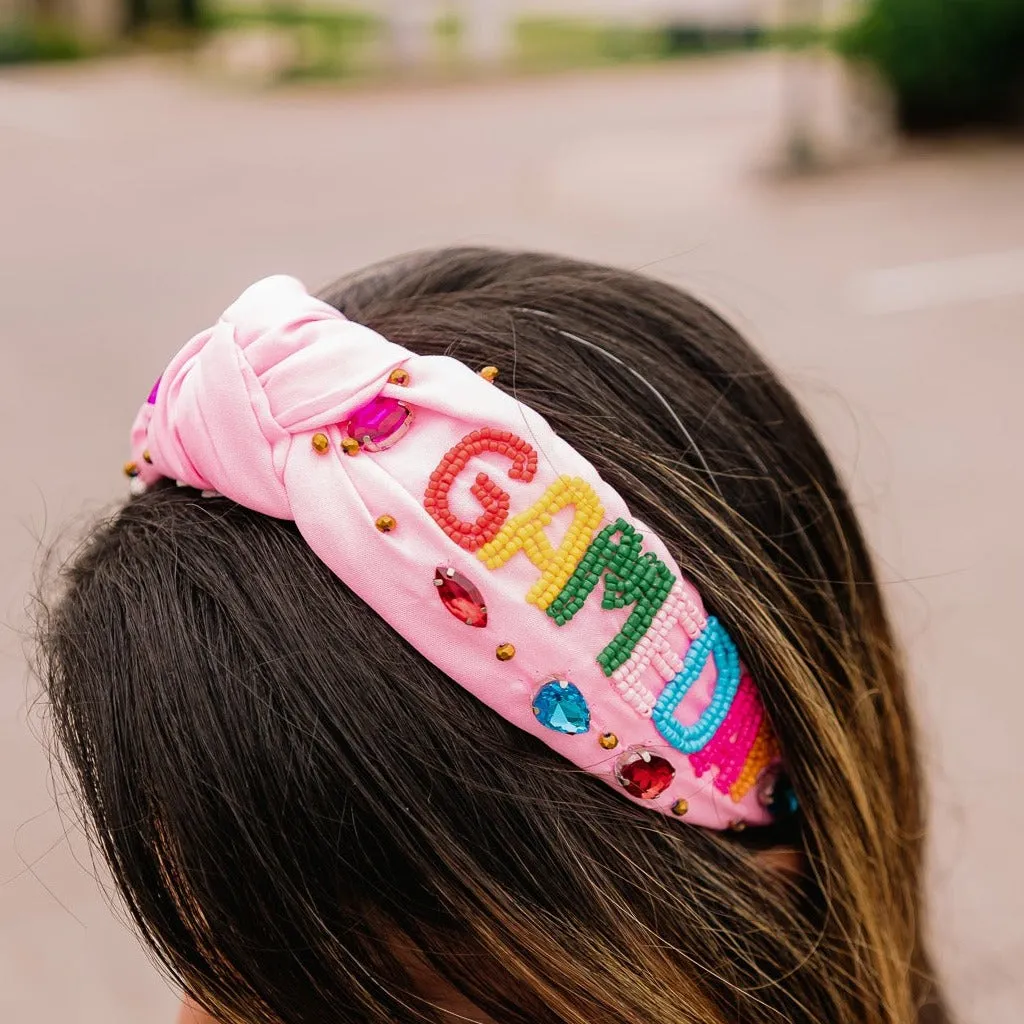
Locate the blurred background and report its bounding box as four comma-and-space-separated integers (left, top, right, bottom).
2, 1, 1022, 1022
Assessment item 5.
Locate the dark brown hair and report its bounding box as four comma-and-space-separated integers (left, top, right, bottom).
38, 249, 946, 1024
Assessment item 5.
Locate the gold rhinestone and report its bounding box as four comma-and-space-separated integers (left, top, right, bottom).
598, 732, 619, 750
671, 798, 689, 817
340, 437, 360, 456
375, 514, 396, 533
729, 819, 747, 833
479, 365, 499, 382
388, 368, 410, 386
123, 460, 139, 478
311, 432, 330, 454
142, 449, 153, 464
495, 643, 516, 661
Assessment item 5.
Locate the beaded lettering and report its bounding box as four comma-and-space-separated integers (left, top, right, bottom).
609, 581, 708, 716
651, 618, 741, 754
477, 476, 604, 610
424, 429, 538, 552
547, 518, 675, 676
421, 427, 777, 806
728, 718, 779, 802
687, 674, 762, 793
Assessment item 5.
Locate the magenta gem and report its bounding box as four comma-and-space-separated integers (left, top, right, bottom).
345, 396, 411, 451
147, 377, 161, 404
434, 567, 488, 627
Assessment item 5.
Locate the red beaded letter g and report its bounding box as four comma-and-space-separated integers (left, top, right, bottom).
424, 428, 538, 551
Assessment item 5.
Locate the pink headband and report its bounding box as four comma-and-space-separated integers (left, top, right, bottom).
126, 276, 785, 829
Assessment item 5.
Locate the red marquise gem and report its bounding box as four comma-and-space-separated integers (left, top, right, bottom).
434, 567, 488, 628
616, 751, 675, 799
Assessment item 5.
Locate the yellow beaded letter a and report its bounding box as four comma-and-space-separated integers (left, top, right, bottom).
477, 475, 604, 610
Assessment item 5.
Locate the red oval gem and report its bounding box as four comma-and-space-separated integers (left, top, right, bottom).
434, 567, 488, 628
615, 751, 675, 799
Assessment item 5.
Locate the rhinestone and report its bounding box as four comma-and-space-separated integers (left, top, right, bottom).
760, 771, 799, 818
615, 750, 675, 800
345, 396, 411, 452
311, 432, 330, 454
433, 567, 487, 627
531, 680, 590, 735
495, 643, 516, 661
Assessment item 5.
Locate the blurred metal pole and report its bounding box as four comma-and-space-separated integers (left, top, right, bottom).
461, 0, 511, 67
384, 0, 436, 71
781, 0, 826, 170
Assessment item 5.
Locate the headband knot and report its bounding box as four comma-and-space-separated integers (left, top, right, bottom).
136, 276, 410, 516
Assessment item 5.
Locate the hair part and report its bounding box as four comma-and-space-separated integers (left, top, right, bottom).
39, 248, 946, 1024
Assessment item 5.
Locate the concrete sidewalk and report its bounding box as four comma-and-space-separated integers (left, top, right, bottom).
2, 52, 1022, 1024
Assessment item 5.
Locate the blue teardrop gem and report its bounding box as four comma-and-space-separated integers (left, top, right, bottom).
532, 680, 590, 735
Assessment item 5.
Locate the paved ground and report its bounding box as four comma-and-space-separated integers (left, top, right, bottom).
1, 52, 1022, 1024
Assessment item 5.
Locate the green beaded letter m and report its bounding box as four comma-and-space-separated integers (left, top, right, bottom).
547, 518, 676, 676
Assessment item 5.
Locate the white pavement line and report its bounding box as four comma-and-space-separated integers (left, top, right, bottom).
850, 248, 1024, 315
0, 81, 88, 141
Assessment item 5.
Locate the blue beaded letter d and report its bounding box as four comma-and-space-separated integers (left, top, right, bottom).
651, 618, 741, 754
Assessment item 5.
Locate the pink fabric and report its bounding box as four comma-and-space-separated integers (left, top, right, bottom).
130, 276, 782, 829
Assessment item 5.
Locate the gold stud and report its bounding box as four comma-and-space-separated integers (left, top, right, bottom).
375, 514, 396, 533
123, 460, 139, 478
479, 365, 499, 382
388, 368, 410, 386
340, 437, 360, 456
142, 449, 153, 464
311, 432, 330, 454
728, 819, 747, 832
495, 643, 516, 661
671, 798, 689, 817
598, 732, 619, 750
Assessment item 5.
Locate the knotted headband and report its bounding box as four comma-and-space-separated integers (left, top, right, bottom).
127, 276, 786, 829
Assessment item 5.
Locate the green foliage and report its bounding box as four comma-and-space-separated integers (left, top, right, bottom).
194, 7, 769, 82
515, 17, 764, 71
661, 23, 765, 56
768, 22, 827, 52
514, 18, 662, 70
0, 20, 87, 64
836, 0, 1024, 131
206, 5, 379, 78
206, 4, 376, 36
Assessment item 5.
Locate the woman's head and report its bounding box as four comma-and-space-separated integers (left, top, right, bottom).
39, 249, 941, 1024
